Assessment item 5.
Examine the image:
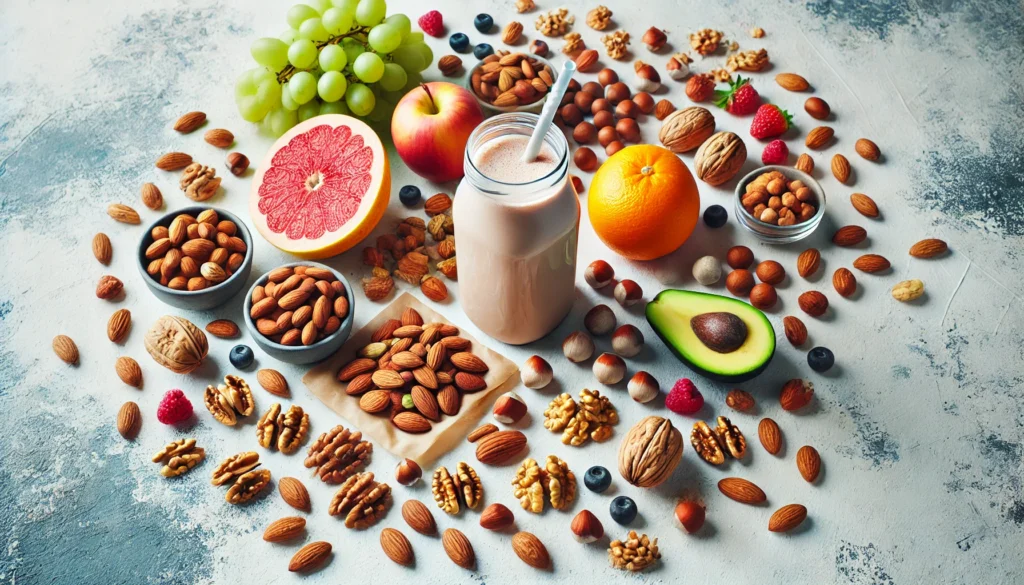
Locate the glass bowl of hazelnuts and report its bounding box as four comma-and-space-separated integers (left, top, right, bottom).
734, 166, 826, 244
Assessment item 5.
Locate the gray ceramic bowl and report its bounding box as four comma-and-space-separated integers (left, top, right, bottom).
137, 206, 254, 310
466, 53, 558, 114
733, 165, 826, 244
243, 261, 354, 365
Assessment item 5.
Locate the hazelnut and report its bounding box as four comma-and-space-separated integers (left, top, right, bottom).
521, 355, 554, 389
641, 27, 667, 52
750, 283, 778, 309
755, 260, 786, 285
666, 54, 691, 80
563, 331, 595, 362
615, 99, 639, 119
584, 259, 615, 288
725, 269, 755, 296
634, 60, 662, 92
529, 39, 549, 56
492, 391, 528, 424
627, 371, 660, 403
605, 81, 631, 104
593, 110, 615, 129
598, 125, 619, 147
561, 90, 576, 107
605, 141, 625, 156
395, 458, 422, 486
611, 324, 644, 358
591, 97, 613, 114
574, 91, 595, 112
572, 174, 587, 193
571, 509, 605, 543
632, 92, 655, 114
513, 79, 537, 101
654, 99, 676, 120
226, 152, 249, 176
584, 304, 617, 336
613, 279, 643, 306
568, 78, 582, 92
692, 256, 721, 285
804, 96, 831, 120
593, 352, 626, 385
726, 245, 754, 269
560, 103, 583, 126
674, 501, 706, 534
573, 147, 598, 171
581, 81, 604, 98
573, 122, 596, 144
598, 68, 619, 86
615, 118, 640, 143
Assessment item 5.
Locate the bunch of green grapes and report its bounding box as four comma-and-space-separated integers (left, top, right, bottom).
236, 0, 433, 136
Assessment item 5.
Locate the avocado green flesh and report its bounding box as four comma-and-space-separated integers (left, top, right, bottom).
646, 289, 776, 382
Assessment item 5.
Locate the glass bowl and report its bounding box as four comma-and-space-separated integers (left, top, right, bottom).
733, 165, 826, 244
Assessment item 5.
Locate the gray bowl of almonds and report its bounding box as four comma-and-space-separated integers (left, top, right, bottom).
137, 206, 253, 310
243, 262, 354, 365
467, 51, 557, 114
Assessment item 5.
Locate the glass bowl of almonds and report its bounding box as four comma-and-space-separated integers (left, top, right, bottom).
734, 165, 826, 244
137, 206, 254, 310
243, 261, 354, 364
467, 50, 558, 114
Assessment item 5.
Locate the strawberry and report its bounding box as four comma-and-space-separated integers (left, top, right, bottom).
712, 76, 761, 115
761, 139, 789, 164
750, 104, 793, 140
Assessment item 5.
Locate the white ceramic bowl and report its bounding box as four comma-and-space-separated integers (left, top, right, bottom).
465, 53, 558, 114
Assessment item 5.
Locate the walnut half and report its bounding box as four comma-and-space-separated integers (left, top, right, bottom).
609, 531, 661, 571
545, 455, 576, 510
226, 468, 271, 504
432, 466, 460, 515
304, 425, 372, 484
512, 458, 545, 513
152, 438, 204, 477
690, 421, 726, 465
204, 375, 255, 426
329, 471, 392, 529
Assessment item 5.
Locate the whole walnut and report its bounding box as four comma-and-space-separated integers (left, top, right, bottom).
618, 416, 683, 488
144, 315, 209, 374
693, 131, 747, 186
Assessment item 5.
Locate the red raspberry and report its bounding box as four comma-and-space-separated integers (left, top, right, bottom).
761, 139, 790, 165
157, 389, 193, 425
665, 378, 704, 415
417, 10, 444, 37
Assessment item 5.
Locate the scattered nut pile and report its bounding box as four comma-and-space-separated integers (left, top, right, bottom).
143, 209, 247, 291
362, 205, 455, 303
248, 264, 349, 346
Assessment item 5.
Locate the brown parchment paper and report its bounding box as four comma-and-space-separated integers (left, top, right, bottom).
302, 292, 520, 465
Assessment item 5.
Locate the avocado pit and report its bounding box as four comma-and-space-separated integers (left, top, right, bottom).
690, 312, 748, 353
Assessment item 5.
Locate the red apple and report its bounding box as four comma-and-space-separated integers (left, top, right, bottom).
391, 82, 485, 183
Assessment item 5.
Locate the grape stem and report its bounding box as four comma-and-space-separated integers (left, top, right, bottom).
276, 27, 372, 84
420, 83, 438, 115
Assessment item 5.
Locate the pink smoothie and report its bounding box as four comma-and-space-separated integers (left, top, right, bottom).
454, 134, 579, 345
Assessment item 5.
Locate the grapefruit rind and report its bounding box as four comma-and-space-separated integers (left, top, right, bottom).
250, 114, 390, 259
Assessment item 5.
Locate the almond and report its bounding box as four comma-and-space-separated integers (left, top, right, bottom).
392, 351, 425, 370
421, 275, 449, 301
380, 528, 414, 566
204, 128, 234, 148
372, 369, 405, 389
437, 384, 461, 415
337, 357, 376, 381
141, 183, 163, 210
424, 193, 452, 216
117, 401, 142, 439
450, 352, 489, 373
155, 152, 193, 171
92, 233, 112, 265
279, 477, 311, 512
831, 153, 851, 184
115, 356, 143, 388
502, 21, 524, 44
454, 371, 486, 393
205, 319, 240, 338
794, 153, 814, 174
53, 335, 79, 365
345, 373, 373, 396
480, 502, 515, 530
288, 541, 332, 572
106, 309, 132, 343
717, 477, 766, 504
654, 99, 676, 121
854, 138, 880, 161
769, 504, 807, 532
392, 411, 432, 433
832, 268, 856, 297
442, 528, 475, 569
850, 193, 879, 218
426, 342, 446, 371
475, 430, 528, 465
796, 445, 821, 482
758, 418, 782, 455
804, 126, 834, 150
411, 385, 440, 421
402, 499, 437, 535
575, 49, 599, 72
798, 290, 829, 317
468, 423, 498, 443
775, 72, 809, 91
780, 379, 814, 411
255, 368, 289, 397
909, 238, 947, 258
512, 531, 551, 569
804, 96, 830, 120
107, 203, 141, 224
782, 316, 807, 346
360, 390, 391, 413
392, 324, 425, 338
263, 516, 306, 542
173, 111, 206, 133
832, 225, 867, 247
372, 318, 402, 342
796, 248, 820, 278
438, 54, 463, 77
853, 254, 891, 273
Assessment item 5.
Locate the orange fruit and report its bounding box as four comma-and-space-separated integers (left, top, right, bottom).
588, 145, 700, 260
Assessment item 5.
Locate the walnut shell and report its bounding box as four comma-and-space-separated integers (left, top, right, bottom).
144, 315, 209, 374
658, 107, 716, 153
618, 416, 683, 488
693, 131, 747, 186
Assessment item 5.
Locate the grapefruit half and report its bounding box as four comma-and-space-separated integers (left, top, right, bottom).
250, 115, 390, 259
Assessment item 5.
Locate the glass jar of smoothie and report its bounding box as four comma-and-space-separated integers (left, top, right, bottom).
453, 113, 578, 345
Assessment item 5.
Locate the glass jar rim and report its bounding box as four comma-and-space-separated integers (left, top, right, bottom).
462, 113, 569, 197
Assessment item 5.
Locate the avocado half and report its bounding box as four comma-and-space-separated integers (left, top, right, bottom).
646, 289, 775, 382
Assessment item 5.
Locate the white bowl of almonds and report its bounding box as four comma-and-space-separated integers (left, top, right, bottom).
467, 50, 558, 114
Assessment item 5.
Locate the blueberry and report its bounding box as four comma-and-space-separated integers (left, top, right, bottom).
807, 346, 834, 372
473, 43, 494, 60
610, 496, 637, 525
399, 185, 421, 207
473, 13, 493, 33
584, 466, 612, 493
703, 204, 728, 228
449, 32, 470, 52
229, 345, 254, 369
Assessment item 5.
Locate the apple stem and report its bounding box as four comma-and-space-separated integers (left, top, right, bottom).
420, 83, 438, 115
